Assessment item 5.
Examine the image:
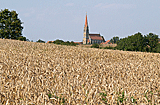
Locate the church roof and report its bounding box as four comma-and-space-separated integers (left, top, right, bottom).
89, 34, 104, 40
89, 34, 100, 37
85, 14, 88, 27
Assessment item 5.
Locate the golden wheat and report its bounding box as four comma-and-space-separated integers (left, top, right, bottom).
0, 39, 159, 104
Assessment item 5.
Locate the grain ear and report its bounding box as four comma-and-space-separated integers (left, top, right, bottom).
0, 39, 159, 104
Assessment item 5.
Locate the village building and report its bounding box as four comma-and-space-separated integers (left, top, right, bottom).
83, 13, 105, 44
101, 40, 111, 44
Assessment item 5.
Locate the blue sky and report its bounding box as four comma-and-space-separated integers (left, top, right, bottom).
1, 0, 160, 42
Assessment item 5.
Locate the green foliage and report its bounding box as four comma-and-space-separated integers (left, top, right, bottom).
144, 90, 154, 103
36, 39, 45, 43
115, 32, 160, 53
47, 93, 52, 99
104, 46, 114, 49
53, 39, 64, 44
0, 8, 23, 39
17, 36, 26, 41
53, 39, 77, 46
145, 33, 159, 49
47, 93, 67, 104
110, 36, 120, 44
117, 91, 126, 104
99, 90, 108, 104
99, 89, 159, 104
91, 43, 99, 48
116, 32, 144, 51
131, 96, 136, 103
26, 39, 30, 42
155, 43, 160, 53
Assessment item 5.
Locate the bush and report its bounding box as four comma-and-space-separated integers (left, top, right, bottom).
17, 36, 26, 41
91, 43, 99, 48
53, 39, 64, 44
53, 39, 77, 46
36, 39, 45, 43
104, 46, 114, 49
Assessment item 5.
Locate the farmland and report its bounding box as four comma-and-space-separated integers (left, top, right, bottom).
0, 39, 160, 104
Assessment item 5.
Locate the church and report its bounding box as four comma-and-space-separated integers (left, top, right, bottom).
83, 13, 105, 44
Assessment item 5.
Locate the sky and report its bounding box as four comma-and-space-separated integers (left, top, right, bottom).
1, 0, 160, 42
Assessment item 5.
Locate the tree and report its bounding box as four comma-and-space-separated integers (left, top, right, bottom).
53, 39, 64, 44
116, 32, 146, 51
17, 36, 26, 41
36, 39, 45, 43
155, 43, 160, 53
0, 9, 23, 39
145, 33, 159, 51
70, 41, 77, 46
91, 43, 99, 48
26, 39, 30, 42
110, 36, 120, 44
115, 32, 159, 53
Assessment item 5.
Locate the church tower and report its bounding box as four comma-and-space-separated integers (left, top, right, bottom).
83, 13, 89, 44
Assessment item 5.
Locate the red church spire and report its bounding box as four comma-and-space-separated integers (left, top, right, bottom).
85, 12, 88, 27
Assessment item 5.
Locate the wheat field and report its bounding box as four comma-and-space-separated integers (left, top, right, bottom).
0, 39, 160, 105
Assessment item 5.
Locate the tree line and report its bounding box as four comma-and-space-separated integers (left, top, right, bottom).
49, 39, 77, 46
100, 32, 160, 53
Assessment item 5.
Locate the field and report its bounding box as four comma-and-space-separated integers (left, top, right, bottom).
0, 39, 160, 104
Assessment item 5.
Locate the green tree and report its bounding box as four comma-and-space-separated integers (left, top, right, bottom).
70, 41, 77, 46
115, 32, 159, 53
155, 43, 160, 53
91, 43, 99, 48
17, 36, 26, 41
36, 39, 45, 43
145, 33, 159, 51
53, 39, 64, 44
110, 36, 120, 44
0, 9, 23, 39
116, 32, 146, 51
53, 39, 77, 46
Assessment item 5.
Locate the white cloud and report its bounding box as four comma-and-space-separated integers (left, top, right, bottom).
65, 3, 74, 7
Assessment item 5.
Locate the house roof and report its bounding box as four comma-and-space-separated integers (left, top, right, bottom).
47, 41, 54, 43
74, 42, 83, 44
101, 40, 110, 44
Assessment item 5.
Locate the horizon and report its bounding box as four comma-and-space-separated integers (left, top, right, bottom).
1, 0, 160, 42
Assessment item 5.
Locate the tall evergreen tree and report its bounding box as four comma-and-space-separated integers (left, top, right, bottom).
0, 9, 23, 39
